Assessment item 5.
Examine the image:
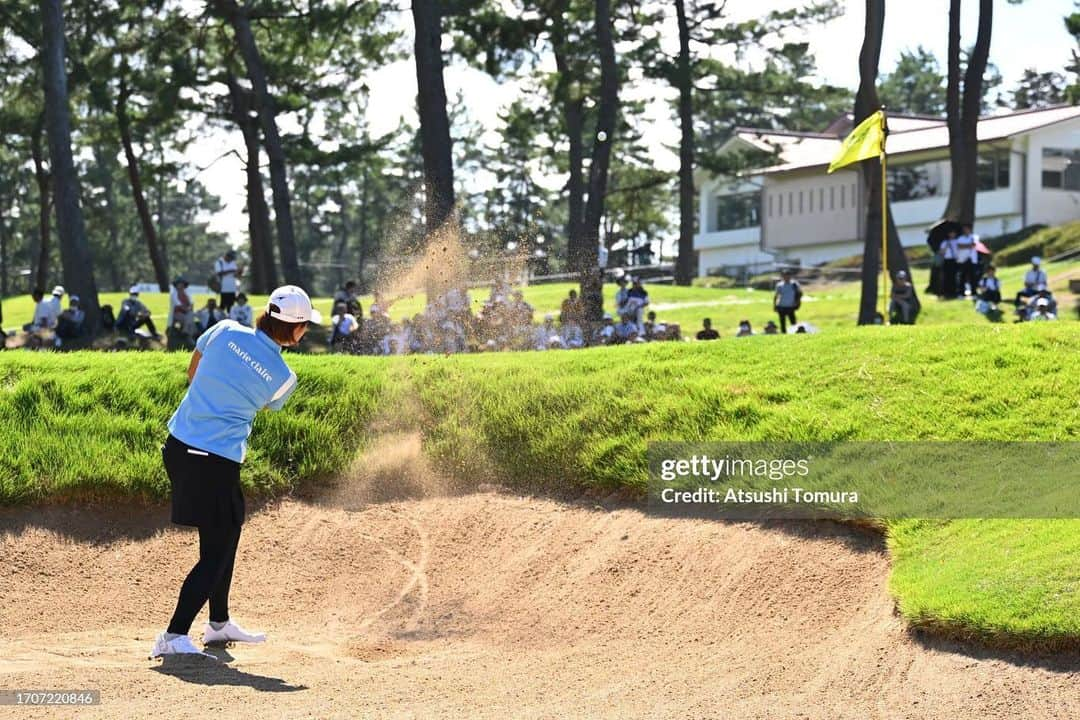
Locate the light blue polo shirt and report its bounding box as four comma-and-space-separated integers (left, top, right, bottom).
167, 320, 298, 463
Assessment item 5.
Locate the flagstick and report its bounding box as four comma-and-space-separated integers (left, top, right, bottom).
880, 108, 888, 325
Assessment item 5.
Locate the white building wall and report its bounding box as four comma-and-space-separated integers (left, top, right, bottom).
761, 170, 860, 250
1026, 120, 1080, 227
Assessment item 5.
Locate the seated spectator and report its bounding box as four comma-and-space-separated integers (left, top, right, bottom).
117, 286, 159, 338
328, 301, 359, 346
333, 280, 363, 317
614, 312, 638, 342
1015, 257, 1047, 306
533, 314, 560, 351
977, 265, 1002, 304
696, 318, 719, 341
736, 320, 753, 337
54, 295, 85, 343
595, 313, 616, 344
23, 288, 54, 331
229, 292, 254, 327
194, 298, 224, 334
561, 320, 585, 349
763, 320, 780, 335
1030, 297, 1057, 321
47, 285, 64, 321
369, 291, 392, 319
889, 270, 918, 325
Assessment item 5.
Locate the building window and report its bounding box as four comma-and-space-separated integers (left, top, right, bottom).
840, 184, 845, 209
819, 188, 824, 213
715, 191, 761, 231
788, 192, 793, 215
768, 194, 773, 217
1042, 148, 1080, 190
830, 186, 835, 210
799, 191, 804, 214
887, 161, 943, 201
976, 150, 1010, 192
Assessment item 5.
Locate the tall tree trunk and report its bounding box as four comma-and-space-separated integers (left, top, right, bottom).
411, 0, 456, 236
944, 0, 993, 225
0, 189, 9, 300
228, 73, 277, 293
357, 168, 370, 291
551, 6, 585, 274
31, 115, 51, 292
333, 185, 350, 289
93, 143, 124, 291
40, 0, 101, 332
854, 0, 913, 325
217, 1, 302, 286
673, 0, 697, 285
578, 0, 619, 322
117, 66, 169, 291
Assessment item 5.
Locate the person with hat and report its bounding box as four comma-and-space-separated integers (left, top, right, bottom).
773, 269, 802, 333
47, 285, 65, 322
889, 270, 918, 325
214, 249, 242, 314
54, 295, 85, 344
1031, 297, 1057, 321
117, 286, 159, 339
1015, 257, 1048, 307
151, 285, 321, 659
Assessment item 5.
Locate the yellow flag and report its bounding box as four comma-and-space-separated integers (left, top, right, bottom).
827, 110, 885, 173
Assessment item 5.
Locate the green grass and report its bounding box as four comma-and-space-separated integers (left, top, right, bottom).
0, 322, 1078, 649
992, 220, 1080, 266
6, 258, 1076, 337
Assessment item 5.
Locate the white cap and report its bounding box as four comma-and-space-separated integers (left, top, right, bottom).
267, 285, 322, 324
52, 285, 65, 296
1036, 283, 1048, 292
1036, 297, 1050, 307
129, 285, 140, 294
1031, 256, 1041, 265
70, 294, 80, 303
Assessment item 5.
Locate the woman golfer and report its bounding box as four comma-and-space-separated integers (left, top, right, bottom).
151, 285, 321, 658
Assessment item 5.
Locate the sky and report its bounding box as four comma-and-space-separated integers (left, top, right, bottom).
187, 0, 1078, 244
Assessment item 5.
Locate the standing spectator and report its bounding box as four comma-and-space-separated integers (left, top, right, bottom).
696, 318, 720, 340
229, 293, 254, 327
1015, 257, 1048, 306
955, 225, 978, 296
333, 280, 363, 318
939, 230, 958, 298
889, 270, 918, 324
329, 302, 358, 347
977, 265, 1002, 304
214, 249, 241, 314
773, 269, 802, 333
168, 276, 195, 337
597, 241, 609, 269
117, 286, 159, 338
195, 298, 225, 334
614, 276, 630, 317
560, 289, 582, 326
626, 277, 650, 333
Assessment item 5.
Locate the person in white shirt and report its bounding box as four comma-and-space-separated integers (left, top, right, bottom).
561, 320, 584, 349
1030, 297, 1057, 321
329, 302, 358, 347
955, 225, 978, 296
596, 314, 616, 344
214, 250, 241, 314
24, 288, 58, 331
533, 314, 559, 351
939, 231, 959, 298
118, 286, 159, 338
1015, 257, 1048, 306
47, 285, 64, 320
229, 293, 254, 327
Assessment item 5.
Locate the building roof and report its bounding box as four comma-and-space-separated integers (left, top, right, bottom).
730, 105, 1080, 175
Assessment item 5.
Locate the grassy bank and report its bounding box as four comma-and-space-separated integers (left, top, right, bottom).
1, 322, 1078, 648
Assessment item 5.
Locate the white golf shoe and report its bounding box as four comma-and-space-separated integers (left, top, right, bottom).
202, 619, 266, 645
149, 632, 217, 660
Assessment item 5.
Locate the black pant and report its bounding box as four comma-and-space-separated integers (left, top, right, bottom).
167, 523, 242, 635
220, 292, 237, 314
958, 262, 977, 295
942, 259, 958, 298
776, 307, 797, 333
122, 315, 158, 337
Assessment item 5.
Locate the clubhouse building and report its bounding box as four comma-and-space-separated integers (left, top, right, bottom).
694, 104, 1080, 277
